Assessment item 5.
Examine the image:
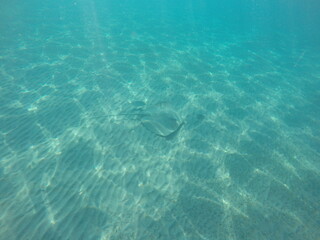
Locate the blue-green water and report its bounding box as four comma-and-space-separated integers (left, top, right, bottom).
1, 0, 320, 239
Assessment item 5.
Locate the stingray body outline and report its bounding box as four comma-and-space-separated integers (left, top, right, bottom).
92, 101, 184, 139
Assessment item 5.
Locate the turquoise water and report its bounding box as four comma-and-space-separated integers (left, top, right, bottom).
1, 0, 320, 239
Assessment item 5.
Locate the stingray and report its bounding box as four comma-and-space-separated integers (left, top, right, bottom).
92, 101, 185, 139
139, 103, 185, 139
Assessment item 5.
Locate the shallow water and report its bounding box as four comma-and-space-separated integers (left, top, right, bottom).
1, 0, 320, 239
